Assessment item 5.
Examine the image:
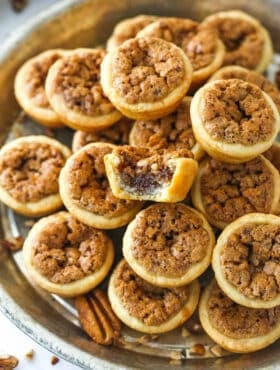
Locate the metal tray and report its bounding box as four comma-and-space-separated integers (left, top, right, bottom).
0, 1, 280, 369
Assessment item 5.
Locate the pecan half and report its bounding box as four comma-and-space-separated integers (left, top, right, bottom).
75, 289, 121, 345
0, 236, 24, 251
0, 355, 19, 369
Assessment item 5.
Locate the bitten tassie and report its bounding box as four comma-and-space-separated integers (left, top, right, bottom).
14, 49, 66, 128
199, 280, 280, 353
59, 142, 143, 229
129, 97, 204, 160
212, 213, 280, 309
108, 259, 200, 334
190, 79, 280, 163
123, 203, 215, 287
0, 135, 71, 217
23, 212, 114, 297
101, 37, 193, 120
202, 10, 273, 73
104, 146, 198, 203
191, 155, 280, 229
45, 48, 122, 131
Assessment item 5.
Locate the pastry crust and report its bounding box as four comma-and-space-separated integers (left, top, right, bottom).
104, 146, 198, 202
129, 97, 204, 161
212, 213, 280, 308
108, 259, 200, 334
101, 37, 193, 120
191, 155, 280, 229
199, 280, 280, 353
264, 142, 280, 215
59, 142, 143, 229
72, 116, 132, 152
0, 135, 71, 217
137, 17, 225, 91
190, 79, 280, 163
209, 65, 280, 113
202, 10, 273, 73
14, 49, 66, 128
45, 48, 122, 131
106, 14, 158, 51
123, 203, 215, 287
23, 212, 114, 297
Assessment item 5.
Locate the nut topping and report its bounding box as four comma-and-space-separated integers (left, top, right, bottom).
0, 355, 19, 369
75, 289, 121, 345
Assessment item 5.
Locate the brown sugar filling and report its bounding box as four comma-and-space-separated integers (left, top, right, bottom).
221, 223, 280, 301
114, 146, 193, 196
54, 50, 115, 116
32, 215, 109, 284
264, 144, 280, 172
72, 117, 132, 151
204, 17, 264, 69
200, 157, 274, 225
214, 68, 280, 113
66, 144, 138, 217
201, 79, 274, 144
131, 98, 196, 151
25, 52, 62, 108
140, 18, 217, 71
207, 282, 280, 339
113, 260, 190, 326
111, 37, 186, 104
130, 203, 210, 276
0, 141, 66, 203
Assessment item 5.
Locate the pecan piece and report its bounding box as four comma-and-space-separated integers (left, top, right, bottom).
75, 289, 121, 345
0, 355, 19, 369
0, 236, 24, 252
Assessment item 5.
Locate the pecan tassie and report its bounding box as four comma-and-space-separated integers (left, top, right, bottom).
75, 289, 121, 345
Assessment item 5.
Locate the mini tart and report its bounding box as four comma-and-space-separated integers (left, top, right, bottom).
202, 10, 273, 73
59, 142, 143, 229
0, 135, 71, 217
108, 259, 200, 334
209, 65, 280, 113
106, 14, 158, 51
137, 17, 225, 90
199, 279, 280, 353
45, 48, 122, 131
123, 203, 215, 287
212, 213, 280, 309
190, 79, 280, 163
129, 97, 204, 160
104, 146, 198, 203
23, 211, 114, 297
14, 49, 66, 128
101, 36, 193, 120
191, 155, 280, 229
72, 116, 132, 152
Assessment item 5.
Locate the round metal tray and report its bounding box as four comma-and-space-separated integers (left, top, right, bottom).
0, 1, 280, 369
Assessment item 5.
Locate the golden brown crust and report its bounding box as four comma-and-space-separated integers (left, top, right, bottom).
45, 48, 122, 131
212, 213, 280, 308
190, 79, 280, 163
104, 145, 198, 202
101, 37, 193, 120
209, 66, 280, 113
23, 212, 114, 297
59, 142, 143, 229
123, 203, 215, 287
108, 259, 200, 333
0, 135, 71, 217
129, 97, 203, 160
199, 280, 280, 353
191, 155, 280, 229
202, 10, 273, 73
72, 117, 132, 152
14, 49, 66, 128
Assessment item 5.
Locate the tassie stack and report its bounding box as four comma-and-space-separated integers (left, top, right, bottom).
1, 8, 278, 354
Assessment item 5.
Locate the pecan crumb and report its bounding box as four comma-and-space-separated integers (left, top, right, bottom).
50, 356, 59, 365
10, 0, 28, 12
169, 350, 183, 360
181, 327, 191, 338
24, 220, 35, 229
0, 355, 19, 368
43, 128, 55, 138
25, 349, 34, 360
0, 236, 24, 251
189, 343, 206, 356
